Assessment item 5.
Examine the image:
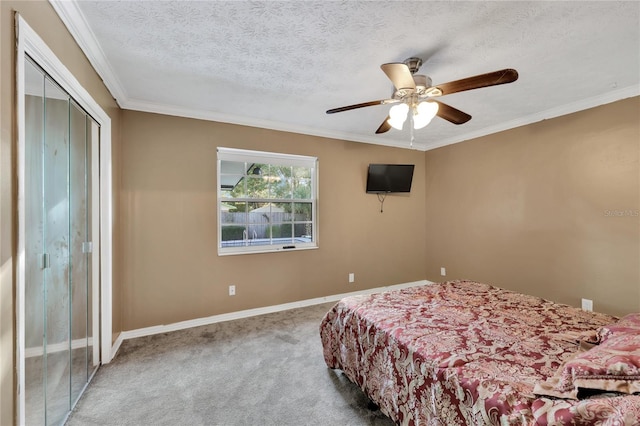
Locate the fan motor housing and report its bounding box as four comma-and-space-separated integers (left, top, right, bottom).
393, 74, 434, 99
413, 75, 432, 90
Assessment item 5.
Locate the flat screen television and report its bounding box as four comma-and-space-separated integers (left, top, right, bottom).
366, 164, 415, 193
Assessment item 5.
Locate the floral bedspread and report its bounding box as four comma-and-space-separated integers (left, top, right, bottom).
319, 280, 640, 425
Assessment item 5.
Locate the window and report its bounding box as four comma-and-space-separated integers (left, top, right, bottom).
217, 147, 318, 255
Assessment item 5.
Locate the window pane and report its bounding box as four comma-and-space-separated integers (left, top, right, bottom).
293, 176, 312, 199
221, 175, 245, 198
220, 184, 244, 199
245, 175, 268, 199
248, 202, 269, 223
293, 167, 312, 199
264, 165, 289, 199
220, 160, 246, 175
294, 223, 313, 241
262, 164, 278, 182
271, 223, 293, 241
270, 164, 292, 178
246, 225, 264, 242
293, 202, 312, 221
221, 202, 246, 220
221, 225, 247, 246
271, 202, 291, 218
220, 202, 241, 214
247, 202, 263, 213
293, 166, 310, 179
248, 202, 286, 222
219, 160, 246, 198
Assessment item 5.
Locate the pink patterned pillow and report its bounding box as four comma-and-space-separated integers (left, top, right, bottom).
535, 331, 640, 399
598, 313, 640, 342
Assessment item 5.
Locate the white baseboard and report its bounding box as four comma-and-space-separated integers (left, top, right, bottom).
112, 279, 432, 358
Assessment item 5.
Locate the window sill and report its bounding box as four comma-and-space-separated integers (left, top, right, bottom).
218, 245, 318, 256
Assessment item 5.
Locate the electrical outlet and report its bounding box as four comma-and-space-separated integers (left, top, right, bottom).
348, 273, 355, 283
440, 267, 446, 276
229, 285, 236, 296
581, 298, 593, 312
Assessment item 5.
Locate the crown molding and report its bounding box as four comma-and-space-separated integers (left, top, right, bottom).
123, 97, 423, 150
426, 85, 640, 150
49, 0, 129, 106
125, 84, 639, 152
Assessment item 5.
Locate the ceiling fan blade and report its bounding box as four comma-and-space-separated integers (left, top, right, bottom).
434, 101, 472, 125
326, 99, 390, 114
435, 68, 518, 96
380, 63, 416, 91
375, 117, 392, 134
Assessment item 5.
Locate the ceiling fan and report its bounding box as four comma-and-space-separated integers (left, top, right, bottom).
326, 57, 518, 134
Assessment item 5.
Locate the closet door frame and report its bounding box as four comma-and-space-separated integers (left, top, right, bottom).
15, 14, 114, 425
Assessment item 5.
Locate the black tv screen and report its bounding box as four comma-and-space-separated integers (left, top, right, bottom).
366, 164, 415, 193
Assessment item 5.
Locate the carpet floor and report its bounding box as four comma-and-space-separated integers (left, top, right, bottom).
66, 302, 394, 425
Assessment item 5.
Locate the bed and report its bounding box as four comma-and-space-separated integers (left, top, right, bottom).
319, 280, 640, 425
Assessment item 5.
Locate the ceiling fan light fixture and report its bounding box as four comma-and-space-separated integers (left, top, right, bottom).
388, 103, 409, 130
413, 101, 439, 129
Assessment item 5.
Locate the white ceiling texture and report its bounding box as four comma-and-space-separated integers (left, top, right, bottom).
51, 1, 640, 151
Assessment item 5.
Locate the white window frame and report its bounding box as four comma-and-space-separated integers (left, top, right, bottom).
217, 147, 318, 255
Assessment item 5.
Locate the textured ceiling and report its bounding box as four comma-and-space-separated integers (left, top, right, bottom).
52, 1, 639, 151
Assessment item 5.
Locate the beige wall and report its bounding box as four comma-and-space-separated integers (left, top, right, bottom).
0, 1, 121, 423
119, 111, 427, 330
424, 97, 640, 317
120, 97, 640, 331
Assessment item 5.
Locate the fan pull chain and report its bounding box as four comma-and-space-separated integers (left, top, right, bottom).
410, 113, 415, 148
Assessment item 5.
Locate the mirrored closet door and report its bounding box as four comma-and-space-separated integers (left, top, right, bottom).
23, 56, 99, 425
